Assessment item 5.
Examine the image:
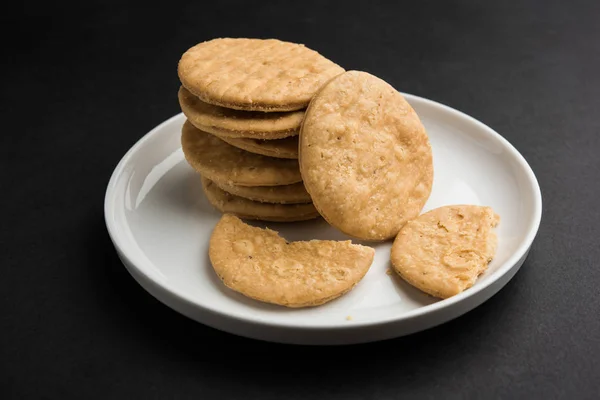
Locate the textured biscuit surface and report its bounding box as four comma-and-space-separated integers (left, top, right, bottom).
178, 38, 345, 111
181, 120, 301, 186
179, 86, 303, 140
209, 214, 375, 307
214, 180, 311, 204
202, 177, 318, 222
219, 135, 298, 159
300, 71, 433, 240
391, 205, 500, 299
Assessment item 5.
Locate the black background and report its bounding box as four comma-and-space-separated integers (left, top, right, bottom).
3, 1, 600, 398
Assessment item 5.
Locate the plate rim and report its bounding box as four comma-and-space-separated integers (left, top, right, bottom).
104, 93, 543, 331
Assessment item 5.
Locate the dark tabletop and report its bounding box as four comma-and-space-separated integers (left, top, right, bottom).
3, 1, 600, 398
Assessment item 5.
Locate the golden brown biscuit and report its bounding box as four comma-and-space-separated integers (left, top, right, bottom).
181, 120, 301, 186
178, 38, 344, 111
390, 205, 500, 299
219, 135, 298, 159
202, 177, 319, 222
214, 180, 311, 204
178, 86, 303, 140
209, 214, 375, 307
299, 71, 433, 241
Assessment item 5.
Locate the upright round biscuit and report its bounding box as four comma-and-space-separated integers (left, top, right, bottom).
214, 180, 311, 204
178, 38, 345, 111
391, 205, 500, 299
209, 214, 375, 307
181, 120, 302, 186
219, 136, 298, 159
202, 177, 319, 222
299, 71, 433, 241
178, 86, 303, 140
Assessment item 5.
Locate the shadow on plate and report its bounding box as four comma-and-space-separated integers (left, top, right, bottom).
386, 260, 440, 307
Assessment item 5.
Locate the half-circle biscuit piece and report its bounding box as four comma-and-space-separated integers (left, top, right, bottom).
209, 214, 375, 307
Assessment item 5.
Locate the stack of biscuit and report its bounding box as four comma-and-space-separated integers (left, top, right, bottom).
177, 38, 344, 222
177, 37, 501, 306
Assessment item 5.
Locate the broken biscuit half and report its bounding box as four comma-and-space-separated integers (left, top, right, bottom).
391, 205, 500, 299
209, 214, 375, 307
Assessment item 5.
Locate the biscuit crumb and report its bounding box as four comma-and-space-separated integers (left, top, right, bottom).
386, 268, 393, 275
346, 315, 353, 321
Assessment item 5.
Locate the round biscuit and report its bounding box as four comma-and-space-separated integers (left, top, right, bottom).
218, 135, 298, 159
181, 120, 301, 187
178, 38, 344, 112
214, 180, 311, 204
178, 86, 302, 140
299, 70, 433, 241
201, 177, 318, 222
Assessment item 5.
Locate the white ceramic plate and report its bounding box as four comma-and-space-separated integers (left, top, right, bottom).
105, 94, 541, 345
